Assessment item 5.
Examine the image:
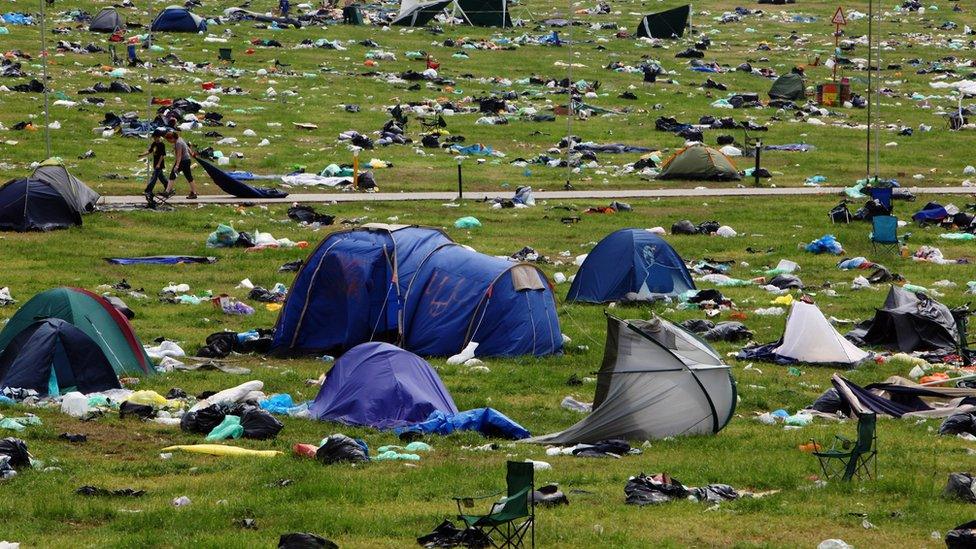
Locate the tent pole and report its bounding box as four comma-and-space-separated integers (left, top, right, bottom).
564, 0, 573, 189
873, 8, 881, 181
865, 0, 873, 180
39, 0, 51, 158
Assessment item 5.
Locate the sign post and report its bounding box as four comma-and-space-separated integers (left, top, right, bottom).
831, 7, 847, 82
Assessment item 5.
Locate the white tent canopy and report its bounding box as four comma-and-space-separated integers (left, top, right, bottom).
773, 301, 869, 365
527, 315, 736, 444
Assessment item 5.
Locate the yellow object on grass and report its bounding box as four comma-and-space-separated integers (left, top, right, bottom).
162, 444, 283, 457
771, 294, 794, 306
126, 390, 180, 408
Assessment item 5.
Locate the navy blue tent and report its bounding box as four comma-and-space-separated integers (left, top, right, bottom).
401, 244, 561, 357
195, 157, 288, 199
271, 225, 562, 358
150, 5, 207, 32
0, 178, 82, 232
309, 342, 458, 429
567, 229, 695, 303
0, 319, 122, 396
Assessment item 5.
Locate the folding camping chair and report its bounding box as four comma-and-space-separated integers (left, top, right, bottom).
108, 45, 121, 66
421, 114, 447, 133
218, 48, 234, 64
869, 215, 902, 255
810, 411, 878, 482
951, 304, 975, 367
453, 461, 535, 548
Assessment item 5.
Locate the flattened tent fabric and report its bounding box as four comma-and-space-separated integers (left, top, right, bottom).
768, 73, 805, 100
30, 160, 100, 213
0, 179, 81, 232
392, 0, 454, 26
271, 225, 562, 358
89, 8, 124, 32
567, 229, 695, 303
657, 145, 741, 181
849, 285, 958, 352
455, 0, 510, 27
395, 407, 531, 439
104, 256, 217, 265
829, 374, 976, 419
527, 315, 736, 444
195, 157, 289, 199
0, 319, 121, 396
636, 5, 690, 39
309, 342, 458, 429
222, 7, 300, 28
151, 5, 207, 32
773, 301, 870, 364
401, 244, 561, 357
0, 288, 153, 376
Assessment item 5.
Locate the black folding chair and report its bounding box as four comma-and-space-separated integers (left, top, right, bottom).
421, 114, 447, 133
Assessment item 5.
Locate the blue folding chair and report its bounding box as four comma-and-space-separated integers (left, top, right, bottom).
870, 215, 900, 254
867, 187, 893, 212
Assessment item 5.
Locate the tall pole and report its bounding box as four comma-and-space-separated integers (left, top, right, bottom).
865, 0, 873, 180
874, 10, 882, 181
564, 0, 573, 189
39, 0, 51, 158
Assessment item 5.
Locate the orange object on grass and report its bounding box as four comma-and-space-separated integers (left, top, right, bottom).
293, 443, 317, 459
919, 372, 950, 385
798, 442, 821, 453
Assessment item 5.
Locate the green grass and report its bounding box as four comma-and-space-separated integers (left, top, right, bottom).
1, 196, 975, 547
2, 0, 976, 194
2, 0, 976, 546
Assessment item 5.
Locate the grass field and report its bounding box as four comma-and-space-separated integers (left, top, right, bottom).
1, 195, 976, 547
1, 0, 976, 194
3, 0, 976, 547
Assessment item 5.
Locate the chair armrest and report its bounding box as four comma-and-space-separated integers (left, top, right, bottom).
452, 490, 503, 502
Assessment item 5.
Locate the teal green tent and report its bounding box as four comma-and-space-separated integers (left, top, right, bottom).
768, 73, 806, 100
0, 287, 153, 376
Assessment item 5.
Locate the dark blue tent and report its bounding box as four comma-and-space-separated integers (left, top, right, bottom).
567, 229, 695, 303
195, 157, 288, 199
0, 178, 81, 232
150, 5, 207, 32
0, 319, 122, 396
271, 225, 562, 358
309, 342, 458, 429
401, 244, 561, 357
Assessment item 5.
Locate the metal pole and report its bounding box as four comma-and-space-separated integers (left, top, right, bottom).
145, 0, 154, 193
563, 1, 574, 189
865, 0, 873, 180
352, 149, 360, 188
456, 158, 463, 200
874, 10, 882, 181
39, 0, 51, 158
754, 140, 762, 187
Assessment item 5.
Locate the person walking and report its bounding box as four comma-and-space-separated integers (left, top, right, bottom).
162, 130, 198, 199
138, 128, 167, 209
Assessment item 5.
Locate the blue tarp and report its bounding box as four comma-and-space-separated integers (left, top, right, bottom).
0, 319, 121, 396
567, 228, 695, 303
310, 342, 458, 429
912, 202, 949, 223
196, 157, 288, 199
104, 256, 216, 265
394, 407, 531, 439
272, 227, 562, 358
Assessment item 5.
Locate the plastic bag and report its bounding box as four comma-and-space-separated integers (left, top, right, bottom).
119, 401, 155, 420
702, 322, 753, 342
0, 437, 30, 468
940, 413, 976, 437
315, 434, 369, 465
946, 520, 976, 549
454, 216, 482, 229
206, 224, 240, 248
240, 408, 284, 440
205, 415, 244, 441
181, 404, 230, 434
277, 533, 338, 549
944, 472, 976, 503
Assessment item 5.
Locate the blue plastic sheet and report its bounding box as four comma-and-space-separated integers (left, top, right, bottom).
394, 407, 531, 440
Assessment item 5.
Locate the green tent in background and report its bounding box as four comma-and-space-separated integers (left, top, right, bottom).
635, 5, 690, 39
657, 145, 741, 181
0, 287, 154, 376
768, 73, 806, 100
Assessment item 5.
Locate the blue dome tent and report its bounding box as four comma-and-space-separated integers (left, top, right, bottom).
151, 5, 207, 32
271, 224, 562, 358
0, 318, 122, 396
310, 342, 458, 429
567, 228, 695, 303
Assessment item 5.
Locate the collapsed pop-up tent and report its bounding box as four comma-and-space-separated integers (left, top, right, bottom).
635, 5, 690, 39
310, 342, 458, 429
528, 315, 736, 444
0, 288, 154, 376
392, 0, 510, 27
848, 285, 959, 352
271, 225, 561, 358
195, 156, 289, 199
567, 229, 695, 303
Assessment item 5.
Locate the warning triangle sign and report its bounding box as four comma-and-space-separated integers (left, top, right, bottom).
832, 7, 847, 26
